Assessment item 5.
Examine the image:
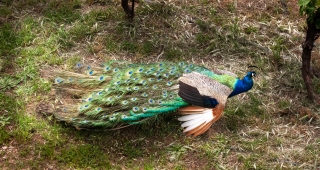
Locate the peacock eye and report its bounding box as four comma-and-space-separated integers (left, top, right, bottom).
252, 72, 256, 77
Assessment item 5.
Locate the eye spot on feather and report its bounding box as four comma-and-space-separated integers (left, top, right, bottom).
179, 62, 184, 66
76, 63, 82, 67
68, 78, 73, 82
101, 115, 109, 119
167, 81, 172, 86
96, 107, 101, 111
157, 77, 162, 81
81, 120, 89, 124
131, 97, 137, 101
55, 78, 63, 83
164, 73, 169, 77
63, 108, 67, 112
149, 68, 155, 71
158, 100, 162, 104
189, 64, 193, 67
122, 100, 128, 105
169, 70, 175, 75
109, 116, 116, 121
88, 98, 92, 101
148, 99, 154, 104
116, 95, 121, 98
133, 87, 139, 90
142, 108, 148, 112
99, 76, 104, 81
107, 97, 113, 101
132, 107, 139, 112
133, 77, 139, 81
87, 66, 91, 70
152, 85, 158, 89
154, 72, 160, 76
89, 70, 94, 75
98, 91, 103, 95
128, 71, 133, 75
158, 68, 164, 72
159, 63, 163, 67
162, 91, 167, 94
185, 69, 191, 73
105, 67, 110, 71
113, 68, 119, 72
169, 94, 173, 99
126, 87, 131, 90
115, 81, 121, 85
148, 78, 154, 82
138, 68, 143, 72
141, 93, 148, 97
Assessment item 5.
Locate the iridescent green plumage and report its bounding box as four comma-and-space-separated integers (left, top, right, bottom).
53, 61, 252, 131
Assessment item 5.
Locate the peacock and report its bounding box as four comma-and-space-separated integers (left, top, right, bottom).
52, 61, 256, 137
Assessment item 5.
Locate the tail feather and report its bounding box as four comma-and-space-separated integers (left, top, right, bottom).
178, 106, 206, 113
51, 61, 206, 130
178, 104, 224, 137
189, 120, 213, 136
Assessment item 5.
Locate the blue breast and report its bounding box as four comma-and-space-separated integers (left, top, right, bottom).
228, 77, 253, 98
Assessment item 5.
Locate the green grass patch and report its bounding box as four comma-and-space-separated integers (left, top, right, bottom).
58, 144, 111, 168
138, 3, 175, 18
44, 1, 82, 24
0, 93, 19, 143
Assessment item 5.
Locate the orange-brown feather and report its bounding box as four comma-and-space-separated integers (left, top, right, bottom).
192, 120, 214, 137
185, 122, 206, 135
212, 104, 224, 122
181, 104, 225, 137
178, 106, 206, 113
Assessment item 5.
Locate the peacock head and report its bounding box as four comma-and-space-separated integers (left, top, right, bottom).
246, 65, 258, 79
246, 71, 256, 78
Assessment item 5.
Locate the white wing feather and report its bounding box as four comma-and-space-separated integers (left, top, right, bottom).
178, 109, 214, 132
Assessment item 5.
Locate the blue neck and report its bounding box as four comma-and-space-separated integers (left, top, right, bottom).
228, 74, 254, 98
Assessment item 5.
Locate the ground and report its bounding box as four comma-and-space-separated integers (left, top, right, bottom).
0, 0, 320, 169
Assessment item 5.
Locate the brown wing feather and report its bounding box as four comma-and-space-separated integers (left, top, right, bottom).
179, 106, 206, 113
178, 72, 232, 106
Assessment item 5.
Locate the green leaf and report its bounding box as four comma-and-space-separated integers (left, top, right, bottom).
306, 6, 317, 15
299, 0, 311, 6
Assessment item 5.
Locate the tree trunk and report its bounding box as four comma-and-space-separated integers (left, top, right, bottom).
301, 13, 320, 104
121, 0, 135, 19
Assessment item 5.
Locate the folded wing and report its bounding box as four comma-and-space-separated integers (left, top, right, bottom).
178, 72, 233, 136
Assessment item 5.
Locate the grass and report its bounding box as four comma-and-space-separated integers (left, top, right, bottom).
0, 0, 320, 169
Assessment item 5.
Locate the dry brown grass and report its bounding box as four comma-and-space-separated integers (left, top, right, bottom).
1, 0, 320, 169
